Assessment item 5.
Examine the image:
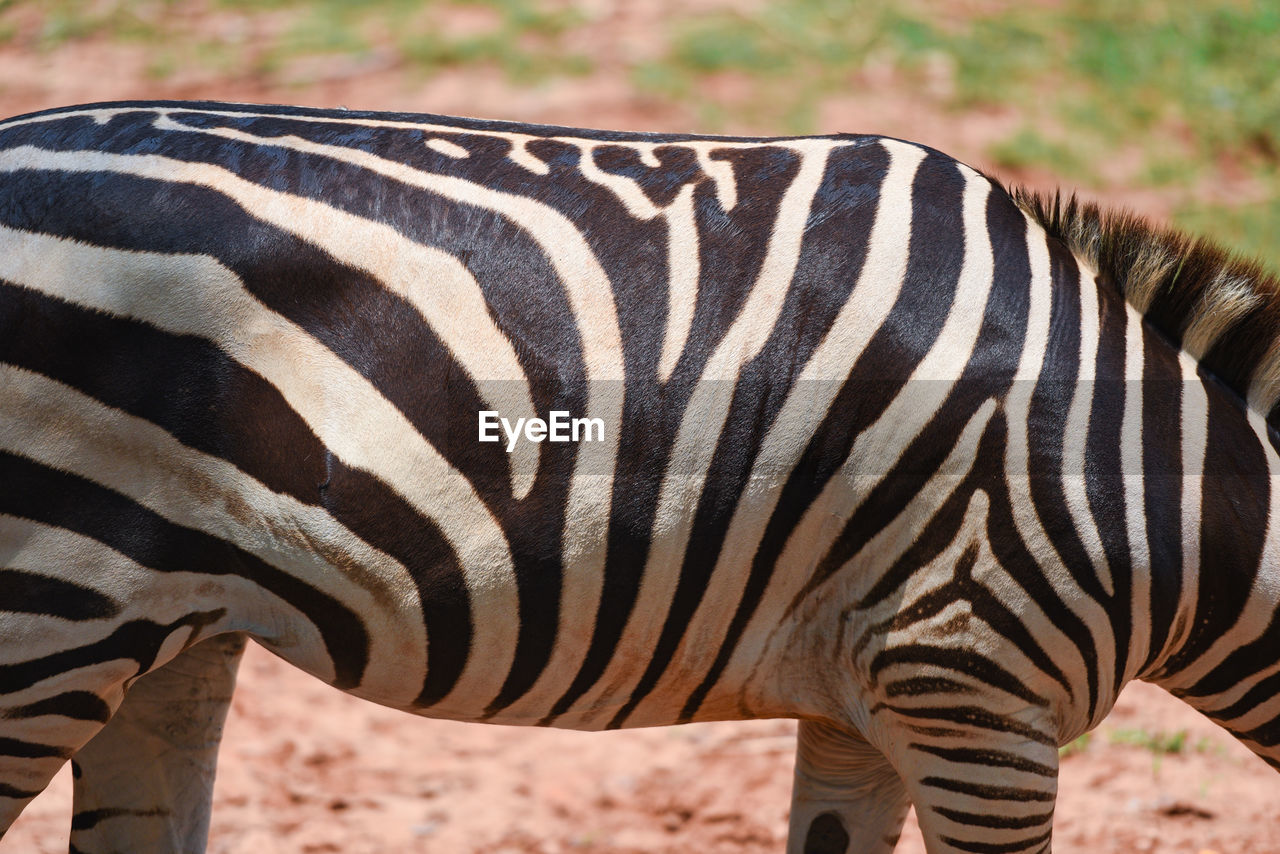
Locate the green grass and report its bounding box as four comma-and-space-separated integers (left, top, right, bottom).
642, 1, 1280, 154
1107, 727, 1190, 755
636, 0, 1280, 269
1, 0, 592, 83
1059, 732, 1092, 758
1105, 726, 1213, 777
1174, 198, 1280, 269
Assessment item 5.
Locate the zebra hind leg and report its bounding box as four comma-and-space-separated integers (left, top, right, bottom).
68, 632, 247, 854
787, 720, 910, 854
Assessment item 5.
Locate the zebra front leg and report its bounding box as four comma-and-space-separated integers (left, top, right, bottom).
787, 720, 910, 854
68, 632, 246, 854
884, 705, 1059, 854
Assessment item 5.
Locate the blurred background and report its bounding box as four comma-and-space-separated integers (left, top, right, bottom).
2, 0, 1278, 268
4, 2, 1280, 852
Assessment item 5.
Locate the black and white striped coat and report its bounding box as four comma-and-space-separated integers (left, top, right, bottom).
1, 101, 1277, 853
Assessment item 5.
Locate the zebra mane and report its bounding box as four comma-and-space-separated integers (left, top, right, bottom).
1009, 186, 1280, 423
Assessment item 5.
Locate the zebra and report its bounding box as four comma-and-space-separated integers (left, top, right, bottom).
0, 99, 1277, 854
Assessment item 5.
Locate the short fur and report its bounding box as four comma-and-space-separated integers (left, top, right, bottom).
1009, 187, 1280, 421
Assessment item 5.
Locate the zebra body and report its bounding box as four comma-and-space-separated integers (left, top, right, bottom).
1, 101, 1277, 853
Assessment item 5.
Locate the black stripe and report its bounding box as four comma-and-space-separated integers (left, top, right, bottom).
1234, 711, 1280, 748
0, 568, 118, 621
939, 830, 1052, 854
1209, 668, 1280, 724
0, 736, 70, 760
871, 645, 1048, 708
1139, 328, 1183, 673
1164, 377, 1269, 681
71, 806, 168, 831
919, 776, 1055, 802
932, 806, 1054, 829
1086, 280, 1133, 694
884, 676, 976, 697
803, 812, 850, 854
313, 462, 470, 707
2, 100, 837, 146
871, 704, 1056, 746
1024, 237, 1101, 713
4, 691, 112, 723
909, 743, 1056, 777
0, 782, 41, 799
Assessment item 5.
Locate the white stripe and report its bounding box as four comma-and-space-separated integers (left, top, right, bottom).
426, 138, 469, 158
690, 141, 739, 213
657, 183, 701, 381
1170, 352, 1209, 666
1062, 264, 1114, 595
1121, 304, 1152, 681
506, 136, 551, 174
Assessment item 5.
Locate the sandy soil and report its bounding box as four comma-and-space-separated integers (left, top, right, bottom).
6, 644, 1279, 854
2, 3, 1278, 851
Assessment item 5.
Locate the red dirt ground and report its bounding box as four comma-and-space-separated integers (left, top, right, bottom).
7, 644, 1280, 853
3, 4, 1278, 851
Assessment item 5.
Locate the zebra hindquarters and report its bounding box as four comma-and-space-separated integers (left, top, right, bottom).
67, 632, 246, 854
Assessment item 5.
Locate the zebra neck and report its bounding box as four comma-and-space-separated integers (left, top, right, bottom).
1139, 387, 1280, 767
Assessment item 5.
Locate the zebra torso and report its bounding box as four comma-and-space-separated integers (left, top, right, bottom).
1, 101, 1278, 853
